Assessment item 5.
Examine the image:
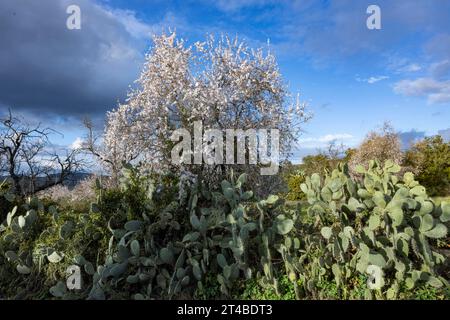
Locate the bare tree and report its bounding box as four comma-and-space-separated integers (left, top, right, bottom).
0, 110, 85, 196
81, 117, 136, 186
349, 122, 403, 175
324, 140, 346, 161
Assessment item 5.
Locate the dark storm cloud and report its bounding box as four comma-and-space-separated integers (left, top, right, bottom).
0, 0, 154, 119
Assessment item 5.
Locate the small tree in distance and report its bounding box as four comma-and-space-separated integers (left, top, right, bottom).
403, 135, 450, 196
349, 122, 403, 175
0, 110, 85, 196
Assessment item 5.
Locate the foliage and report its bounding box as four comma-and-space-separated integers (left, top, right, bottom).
84, 168, 282, 300
403, 135, 450, 196
0, 190, 112, 299
0, 160, 448, 300
285, 170, 306, 201
241, 275, 297, 300
302, 154, 334, 177
272, 159, 449, 300
0, 179, 16, 222
283, 142, 352, 201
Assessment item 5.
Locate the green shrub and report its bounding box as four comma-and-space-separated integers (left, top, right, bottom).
241, 275, 297, 300
268, 160, 449, 300
403, 135, 450, 197
84, 170, 286, 300
1, 160, 448, 300
285, 171, 306, 201
0, 180, 16, 222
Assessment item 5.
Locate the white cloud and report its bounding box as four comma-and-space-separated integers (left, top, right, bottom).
297, 133, 353, 148
430, 60, 450, 80
393, 77, 450, 104
394, 78, 443, 95
356, 76, 389, 84
70, 137, 84, 150
367, 76, 389, 84
428, 91, 450, 104
318, 133, 353, 142
398, 63, 422, 73
108, 9, 154, 40
393, 34, 450, 104
385, 55, 423, 74
211, 0, 275, 12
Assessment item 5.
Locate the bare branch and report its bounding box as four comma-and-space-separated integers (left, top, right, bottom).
0, 109, 85, 196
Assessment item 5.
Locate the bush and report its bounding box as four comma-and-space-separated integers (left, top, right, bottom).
0, 165, 159, 299
0, 161, 448, 300
403, 135, 450, 197
0, 195, 112, 299
288, 160, 449, 299
84, 170, 277, 300
0, 180, 15, 223
285, 170, 306, 201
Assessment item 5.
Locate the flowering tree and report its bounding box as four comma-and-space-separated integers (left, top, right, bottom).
101, 32, 309, 188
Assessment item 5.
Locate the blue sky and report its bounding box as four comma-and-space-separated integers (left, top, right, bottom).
1, 0, 449, 161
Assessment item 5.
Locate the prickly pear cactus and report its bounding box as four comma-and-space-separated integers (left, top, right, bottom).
292, 160, 449, 299
87, 171, 266, 300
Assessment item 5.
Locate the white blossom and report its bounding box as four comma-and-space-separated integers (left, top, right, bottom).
103, 31, 310, 178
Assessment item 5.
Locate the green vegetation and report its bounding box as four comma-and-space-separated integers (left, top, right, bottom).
433, 196, 450, 206
0, 160, 448, 300
288, 160, 449, 299
283, 132, 449, 202
404, 136, 450, 197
